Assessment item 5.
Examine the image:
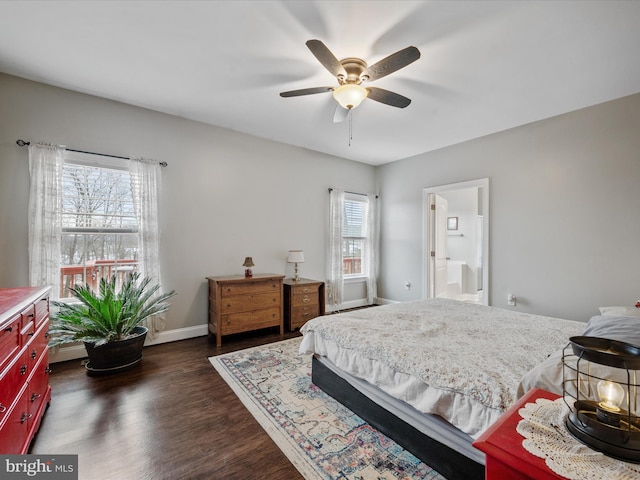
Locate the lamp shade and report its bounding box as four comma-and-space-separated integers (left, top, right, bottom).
287, 250, 304, 263
332, 84, 368, 109
242, 257, 255, 267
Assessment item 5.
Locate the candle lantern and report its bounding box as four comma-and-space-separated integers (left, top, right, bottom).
562, 336, 640, 462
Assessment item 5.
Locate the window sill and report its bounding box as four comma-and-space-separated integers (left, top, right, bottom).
344, 276, 368, 284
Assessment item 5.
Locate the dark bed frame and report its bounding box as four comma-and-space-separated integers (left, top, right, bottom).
311, 356, 485, 480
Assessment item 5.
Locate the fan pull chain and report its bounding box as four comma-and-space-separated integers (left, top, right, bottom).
348, 108, 353, 146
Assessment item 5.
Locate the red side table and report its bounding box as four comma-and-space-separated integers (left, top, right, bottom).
473, 388, 567, 480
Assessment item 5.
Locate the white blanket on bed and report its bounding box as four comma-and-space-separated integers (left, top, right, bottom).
300, 298, 584, 438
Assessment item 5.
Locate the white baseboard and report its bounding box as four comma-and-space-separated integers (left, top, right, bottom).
375, 297, 400, 305
325, 298, 371, 313
48, 324, 209, 364
324, 297, 402, 313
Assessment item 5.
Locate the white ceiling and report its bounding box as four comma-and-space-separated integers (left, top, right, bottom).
1, 1, 639, 165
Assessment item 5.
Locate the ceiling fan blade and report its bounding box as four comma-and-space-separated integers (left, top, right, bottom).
306, 39, 347, 79
280, 87, 333, 97
366, 87, 412, 108
333, 105, 349, 123
362, 46, 420, 82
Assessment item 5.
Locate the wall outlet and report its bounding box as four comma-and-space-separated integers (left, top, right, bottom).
507, 293, 517, 306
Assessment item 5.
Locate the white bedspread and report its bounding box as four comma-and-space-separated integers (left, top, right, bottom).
300, 298, 585, 438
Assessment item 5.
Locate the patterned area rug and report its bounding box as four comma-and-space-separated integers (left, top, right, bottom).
209, 337, 446, 480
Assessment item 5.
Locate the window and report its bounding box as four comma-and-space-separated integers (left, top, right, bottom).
343, 196, 365, 276
328, 189, 377, 306
28, 144, 162, 302
59, 152, 139, 298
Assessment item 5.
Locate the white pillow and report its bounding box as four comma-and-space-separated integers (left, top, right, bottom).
598, 306, 640, 317
583, 315, 640, 346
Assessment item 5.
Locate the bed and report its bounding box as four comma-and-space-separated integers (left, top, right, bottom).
299, 298, 589, 480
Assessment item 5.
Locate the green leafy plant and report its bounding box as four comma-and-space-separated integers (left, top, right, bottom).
50, 272, 176, 346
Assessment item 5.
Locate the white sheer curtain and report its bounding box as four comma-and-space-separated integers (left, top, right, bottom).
327, 188, 344, 308
364, 193, 378, 305
28, 144, 64, 299
129, 157, 164, 336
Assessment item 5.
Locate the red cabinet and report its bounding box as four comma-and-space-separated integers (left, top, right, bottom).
0, 287, 52, 454
473, 388, 566, 480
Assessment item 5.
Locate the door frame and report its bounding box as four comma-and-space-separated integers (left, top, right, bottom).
422, 178, 490, 305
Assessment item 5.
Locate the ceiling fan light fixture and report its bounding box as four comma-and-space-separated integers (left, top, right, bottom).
332, 84, 368, 110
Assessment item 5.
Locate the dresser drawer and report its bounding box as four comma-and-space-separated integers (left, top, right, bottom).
291, 283, 320, 296
0, 383, 30, 454
0, 349, 29, 417
221, 280, 281, 297
291, 292, 318, 308
26, 321, 49, 370
0, 314, 22, 372
291, 305, 320, 326
220, 307, 281, 335
27, 351, 50, 424
34, 295, 49, 328
220, 292, 281, 314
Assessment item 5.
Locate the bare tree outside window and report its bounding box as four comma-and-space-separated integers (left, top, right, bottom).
60, 162, 139, 298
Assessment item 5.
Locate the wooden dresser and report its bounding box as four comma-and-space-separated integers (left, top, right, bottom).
0, 286, 52, 454
283, 278, 325, 331
207, 274, 284, 347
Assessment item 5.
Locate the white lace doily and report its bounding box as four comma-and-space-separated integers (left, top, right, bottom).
516, 398, 640, 480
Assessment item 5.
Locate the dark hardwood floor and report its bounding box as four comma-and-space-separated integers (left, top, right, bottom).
30, 330, 305, 480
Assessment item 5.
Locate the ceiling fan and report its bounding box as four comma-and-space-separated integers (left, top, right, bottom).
280, 40, 421, 122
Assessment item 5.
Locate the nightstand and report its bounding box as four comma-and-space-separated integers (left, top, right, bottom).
473, 388, 565, 480
283, 278, 325, 331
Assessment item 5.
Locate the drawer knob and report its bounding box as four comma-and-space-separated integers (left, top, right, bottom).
45, 366, 52, 374
31, 350, 37, 359
31, 392, 42, 402
20, 412, 33, 424
4, 326, 12, 332
302, 297, 310, 303
28, 331, 35, 337
20, 364, 27, 375
0, 404, 6, 413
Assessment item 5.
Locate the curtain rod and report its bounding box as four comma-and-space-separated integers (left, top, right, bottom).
328, 188, 378, 199
16, 139, 168, 167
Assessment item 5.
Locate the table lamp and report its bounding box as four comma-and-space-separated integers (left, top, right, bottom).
287, 250, 304, 282
242, 257, 254, 278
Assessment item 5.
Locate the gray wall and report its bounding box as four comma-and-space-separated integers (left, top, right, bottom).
377, 93, 640, 322
2, 71, 639, 340
0, 73, 376, 342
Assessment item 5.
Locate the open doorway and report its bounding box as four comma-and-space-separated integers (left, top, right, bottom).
422, 178, 489, 305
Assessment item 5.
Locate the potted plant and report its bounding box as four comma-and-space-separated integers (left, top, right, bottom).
49, 272, 176, 375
